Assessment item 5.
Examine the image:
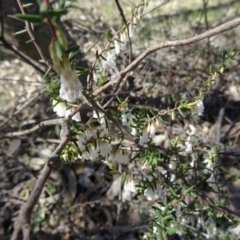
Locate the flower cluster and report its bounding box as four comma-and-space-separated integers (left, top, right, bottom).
52, 57, 83, 121
76, 127, 131, 164
90, 0, 148, 89
139, 118, 161, 146
49, 25, 83, 121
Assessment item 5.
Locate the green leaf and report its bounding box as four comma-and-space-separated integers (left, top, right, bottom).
51, 8, 68, 22
105, 32, 111, 42
26, 39, 35, 44
40, 3, 49, 16
14, 29, 27, 35
169, 187, 179, 198
66, 45, 80, 54
23, 3, 34, 8
69, 51, 79, 62
183, 185, 195, 195
43, 67, 52, 80
15, 14, 43, 24
54, 39, 63, 59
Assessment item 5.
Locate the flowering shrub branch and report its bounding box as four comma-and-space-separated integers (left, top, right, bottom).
4, 0, 240, 239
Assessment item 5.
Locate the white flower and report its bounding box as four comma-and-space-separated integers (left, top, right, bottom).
157, 166, 167, 175
52, 101, 66, 118
169, 160, 176, 182
85, 126, 97, 140
106, 51, 116, 66
93, 110, 105, 124
203, 158, 214, 174
59, 73, 82, 103
185, 136, 192, 153
124, 180, 136, 193
53, 58, 83, 121
147, 122, 156, 138
131, 127, 137, 136
121, 112, 132, 126
193, 100, 204, 120
53, 101, 81, 122
139, 129, 151, 146
114, 39, 121, 55
121, 113, 128, 126
120, 31, 127, 50
186, 124, 196, 136
108, 150, 130, 164
87, 143, 100, 160
144, 184, 162, 201
92, 71, 98, 90
129, 24, 134, 38
190, 159, 195, 168
99, 140, 111, 157
77, 134, 86, 151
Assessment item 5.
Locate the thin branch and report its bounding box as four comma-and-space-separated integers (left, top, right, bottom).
10, 119, 70, 240
16, 0, 53, 70
0, 36, 46, 73
92, 17, 240, 97
114, 0, 132, 63
1, 118, 60, 137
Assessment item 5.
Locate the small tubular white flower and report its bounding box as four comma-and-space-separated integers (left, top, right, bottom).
77, 134, 86, 151
120, 31, 127, 50
108, 150, 130, 164
131, 127, 137, 136
121, 113, 128, 126
52, 101, 66, 118
147, 122, 156, 138
114, 39, 121, 55
92, 71, 98, 90
203, 158, 214, 174
144, 184, 162, 201
124, 180, 136, 193
186, 124, 196, 136
157, 166, 167, 175
53, 101, 81, 122
129, 24, 134, 38
85, 126, 97, 140
169, 160, 176, 182
106, 51, 116, 66
53, 56, 83, 121
87, 143, 100, 160
185, 136, 193, 153
59, 59, 83, 103
139, 128, 151, 146
193, 100, 204, 120
133, 15, 138, 25
93, 110, 105, 124
99, 140, 111, 157
190, 159, 195, 168
121, 112, 132, 126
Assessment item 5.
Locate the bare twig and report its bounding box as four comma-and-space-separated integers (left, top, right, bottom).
92, 17, 240, 97
16, 0, 53, 70
10, 119, 70, 240
114, 0, 132, 63
1, 118, 60, 137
